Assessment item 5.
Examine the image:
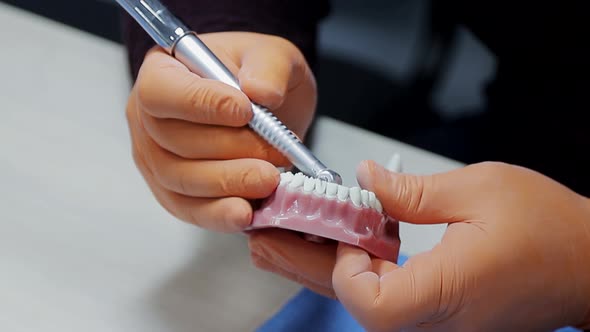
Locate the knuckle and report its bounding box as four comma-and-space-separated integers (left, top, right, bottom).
128, 134, 156, 179
477, 161, 509, 174
274, 36, 306, 71
169, 198, 200, 225
217, 94, 246, 124
135, 73, 158, 111
473, 161, 514, 185
216, 93, 236, 112
186, 83, 240, 124
131, 147, 156, 179
150, 159, 172, 190
125, 98, 137, 123
174, 170, 191, 195
154, 163, 195, 196
130, 146, 144, 170
402, 175, 427, 215
184, 205, 201, 226
271, 35, 300, 55
229, 101, 251, 125
187, 83, 210, 113
222, 166, 259, 195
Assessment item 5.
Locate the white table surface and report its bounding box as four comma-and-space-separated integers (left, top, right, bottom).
0, 3, 463, 331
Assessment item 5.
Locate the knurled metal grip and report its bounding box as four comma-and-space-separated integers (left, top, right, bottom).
172, 32, 342, 184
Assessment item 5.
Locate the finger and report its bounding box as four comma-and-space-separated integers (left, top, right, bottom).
250, 251, 336, 299
333, 243, 440, 331
140, 114, 289, 165
128, 118, 253, 232
136, 48, 252, 126
248, 229, 337, 289
237, 36, 310, 110
139, 128, 280, 198
154, 158, 280, 199
156, 187, 254, 232
356, 160, 483, 224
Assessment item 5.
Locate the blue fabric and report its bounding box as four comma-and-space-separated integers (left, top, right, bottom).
257, 255, 581, 332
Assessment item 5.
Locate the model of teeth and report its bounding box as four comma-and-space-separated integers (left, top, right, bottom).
248, 172, 400, 261
280, 172, 383, 212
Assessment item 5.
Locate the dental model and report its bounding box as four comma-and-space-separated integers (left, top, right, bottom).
248, 172, 400, 261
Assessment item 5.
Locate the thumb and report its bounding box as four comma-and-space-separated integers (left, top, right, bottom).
333, 243, 444, 332
356, 160, 481, 224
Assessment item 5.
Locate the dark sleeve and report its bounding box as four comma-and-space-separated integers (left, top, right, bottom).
121, 0, 330, 80
442, 0, 590, 194
442, 0, 588, 124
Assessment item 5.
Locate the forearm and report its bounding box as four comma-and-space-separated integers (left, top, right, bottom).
121, 0, 329, 80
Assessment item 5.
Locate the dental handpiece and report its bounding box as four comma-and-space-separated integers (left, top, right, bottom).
116, 0, 342, 184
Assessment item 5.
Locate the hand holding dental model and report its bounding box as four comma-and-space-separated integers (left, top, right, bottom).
251, 161, 590, 331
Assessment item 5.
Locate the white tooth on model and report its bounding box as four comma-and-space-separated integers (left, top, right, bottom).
289, 172, 305, 188
303, 177, 315, 193
360, 189, 370, 207
349, 187, 362, 207
375, 198, 383, 213
368, 191, 377, 209
314, 178, 327, 195
337, 185, 349, 201
326, 182, 338, 198
280, 172, 294, 184
278, 172, 386, 214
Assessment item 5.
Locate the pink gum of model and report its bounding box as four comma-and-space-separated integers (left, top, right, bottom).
248, 181, 400, 261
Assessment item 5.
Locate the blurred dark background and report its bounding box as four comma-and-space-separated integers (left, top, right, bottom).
0, 0, 495, 134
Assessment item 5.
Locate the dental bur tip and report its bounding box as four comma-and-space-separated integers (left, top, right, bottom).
316, 169, 343, 185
